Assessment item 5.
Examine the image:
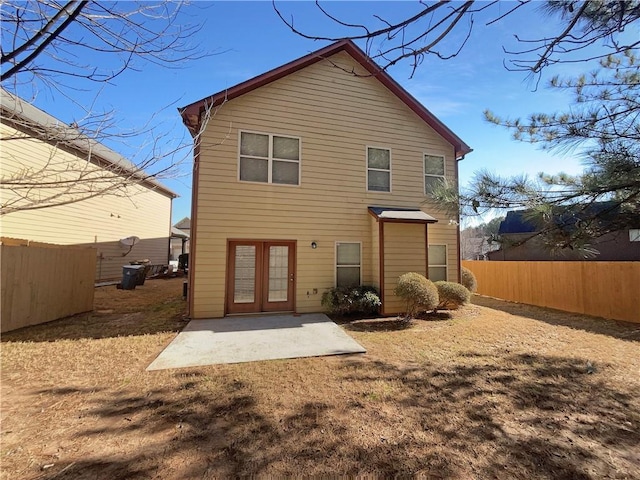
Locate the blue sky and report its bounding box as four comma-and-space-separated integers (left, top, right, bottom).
8, 1, 616, 223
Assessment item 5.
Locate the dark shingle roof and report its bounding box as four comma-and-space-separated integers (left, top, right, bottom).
498, 211, 538, 234
498, 202, 624, 235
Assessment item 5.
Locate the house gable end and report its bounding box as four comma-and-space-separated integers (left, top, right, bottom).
179, 40, 470, 159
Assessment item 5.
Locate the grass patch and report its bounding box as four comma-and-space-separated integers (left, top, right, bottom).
2, 282, 639, 479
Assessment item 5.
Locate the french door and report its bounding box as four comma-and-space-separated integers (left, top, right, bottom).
226, 240, 296, 314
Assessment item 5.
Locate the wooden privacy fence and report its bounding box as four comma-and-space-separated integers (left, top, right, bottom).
1, 238, 96, 333
462, 261, 640, 323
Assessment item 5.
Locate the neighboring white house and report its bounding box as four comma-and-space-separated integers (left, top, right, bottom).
0, 88, 177, 281
170, 216, 190, 261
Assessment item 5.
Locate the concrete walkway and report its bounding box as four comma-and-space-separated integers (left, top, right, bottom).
146, 313, 366, 370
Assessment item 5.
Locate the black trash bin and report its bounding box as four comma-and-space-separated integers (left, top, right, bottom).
129, 261, 151, 285
178, 253, 189, 273
122, 265, 143, 290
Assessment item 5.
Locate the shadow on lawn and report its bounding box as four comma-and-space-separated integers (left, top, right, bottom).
473, 295, 640, 342
339, 317, 414, 332
34, 352, 640, 479
335, 311, 454, 333
1, 300, 188, 343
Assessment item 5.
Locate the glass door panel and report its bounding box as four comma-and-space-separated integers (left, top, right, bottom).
268, 246, 289, 302
233, 245, 256, 303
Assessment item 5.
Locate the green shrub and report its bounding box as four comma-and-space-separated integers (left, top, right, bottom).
435, 281, 471, 310
460, 266, 477, 293
321, 285, 381, 316
394, 272, 439, 319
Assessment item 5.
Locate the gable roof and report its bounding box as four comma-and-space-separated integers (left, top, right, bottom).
1, 88, 177, 199
499, 210, 539, 235
174, 216, 191, 229
499, 202, 631, 235
179, 40, 471, 159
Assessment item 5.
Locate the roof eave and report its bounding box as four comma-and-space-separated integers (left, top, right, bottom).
1, 88, 178, 199
178, 40, 471, 155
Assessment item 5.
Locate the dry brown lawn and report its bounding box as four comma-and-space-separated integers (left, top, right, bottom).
2, 277, 639, 479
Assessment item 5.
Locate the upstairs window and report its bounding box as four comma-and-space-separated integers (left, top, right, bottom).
424, 154, 445, 194
239, 131, 300, 185
367, 147, 391, 192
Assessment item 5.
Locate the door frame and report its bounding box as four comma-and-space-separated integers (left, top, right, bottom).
225, 239, 297, 315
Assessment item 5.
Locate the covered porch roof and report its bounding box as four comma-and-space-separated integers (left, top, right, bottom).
368, 206, 438, 224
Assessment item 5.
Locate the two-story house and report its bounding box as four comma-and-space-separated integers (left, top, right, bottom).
179, 40, 471, 318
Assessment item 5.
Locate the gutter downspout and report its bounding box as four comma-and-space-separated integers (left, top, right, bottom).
456, 151, 466, 283
187, 139, 201, 318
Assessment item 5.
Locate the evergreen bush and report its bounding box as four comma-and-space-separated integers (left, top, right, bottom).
394, 272, 439, 319
435, 281, 471, 310
460, 266, 478, 293
321, 285, 381, 316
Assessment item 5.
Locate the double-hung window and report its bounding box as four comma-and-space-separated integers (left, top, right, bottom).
336, 242, 361, 287
367, 147, 391, 192
239, 131, 300, 185
424, 154, 445, 194
428, 244, 448, 281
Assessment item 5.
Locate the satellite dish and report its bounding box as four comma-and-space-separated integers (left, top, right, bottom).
119, 236, 140, 247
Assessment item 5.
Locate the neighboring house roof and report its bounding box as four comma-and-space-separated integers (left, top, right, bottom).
499, 202, 631, 235
0, 88, 177, 199
171, 226, 190, 238
173, 217, 191, 230
498, 210, 538, 235
179, 40, 472, 159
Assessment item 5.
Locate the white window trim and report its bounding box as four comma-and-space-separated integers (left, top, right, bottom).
335, 241, 363, 287
366, 146, 392, 193
423, 152, 446, 195
428, 243, 448, 281
238, 129, 301, 186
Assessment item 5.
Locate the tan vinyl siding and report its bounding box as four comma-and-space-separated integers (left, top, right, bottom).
0, 122, 172, 281
428, 223, 460, 282
383, 223, 427, 315
193, 51, 459, 318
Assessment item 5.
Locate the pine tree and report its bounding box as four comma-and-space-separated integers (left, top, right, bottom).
443, 51, 640, 255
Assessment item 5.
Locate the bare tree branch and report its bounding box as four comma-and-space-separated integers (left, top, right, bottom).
0, 1, 218, 214
1, 1, 211, 89
1, 1, 87, 81
1, 92, 219, 215
273, 1, 640, 76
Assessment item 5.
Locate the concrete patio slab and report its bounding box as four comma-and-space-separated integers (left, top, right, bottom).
146, 313, 366, 370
